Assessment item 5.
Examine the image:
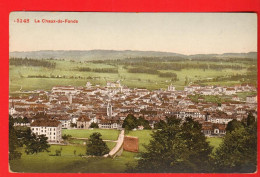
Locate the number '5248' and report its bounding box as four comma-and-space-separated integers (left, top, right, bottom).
15, 18, 30, 23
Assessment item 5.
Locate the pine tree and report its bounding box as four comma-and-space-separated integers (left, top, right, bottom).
86, 132, 110, 156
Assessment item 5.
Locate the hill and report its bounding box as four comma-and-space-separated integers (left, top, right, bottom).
9, 50, 257, 61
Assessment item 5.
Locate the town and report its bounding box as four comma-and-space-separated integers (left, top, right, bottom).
9, 81, 257, 143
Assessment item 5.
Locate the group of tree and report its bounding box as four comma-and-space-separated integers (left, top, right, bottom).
126, 113, 257, 173
213, 112, 257, 173
10, 58, 56, 68
62, 134, 72, 144
78, 67, 118, 73
12, 117, 29, 124
9, 116, 22, 160
126, 61, 244, 72
122, 114, 151, 131
128, 67, 178, 81
89, 122, 99, 128
127, 116, 213, 173
9, 116, 50, 160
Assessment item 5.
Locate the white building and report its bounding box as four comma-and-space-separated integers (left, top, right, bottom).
168, 84, 176, 92
107, 102, 113, 118
57, 117, 72, 129
246, 95, 257, 104
30, 119, 62, 143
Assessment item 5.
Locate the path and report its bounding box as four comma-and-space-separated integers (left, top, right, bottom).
107, 130, 125, 158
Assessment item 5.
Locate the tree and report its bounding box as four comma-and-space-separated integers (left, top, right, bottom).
122, 114, 138, 131
70, 123, 77, 128
89, 122, 99, 128
86, 132, 110, 156
128, 116, 213, 173
246, 112, 256, 126
226, 119, 243, 133
137, 117, 151, 129
62, 134, 72, 140
154, 119, 167, 129
214, 114, 257, 173
9, 115, 22, 160
24, 130, 50, 155
180, 117, 213, 172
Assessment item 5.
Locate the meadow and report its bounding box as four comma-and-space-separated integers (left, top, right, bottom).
9, 58, 255, 93
62, 128, 120, 140
9, 129, 223, 173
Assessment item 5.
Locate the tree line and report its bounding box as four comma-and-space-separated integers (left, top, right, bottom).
78, 67, 118, 73
128, 67, 178, 81
89, 57, 246, 71
126, 62, 244, 71
10, 58, 56, 68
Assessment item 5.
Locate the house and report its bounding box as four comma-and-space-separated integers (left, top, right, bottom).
246, 95, 257, 104
98, 119, 121, 129
207, 112, 233, 124
212, 123, 226, 135
201, 122, 213, 136
30, 119, 62, 143
167, 84, 175, 92
57, 116, 71, 129
224, 88, 236, 95
201, 122, 226, 136
77, 115, 91, 129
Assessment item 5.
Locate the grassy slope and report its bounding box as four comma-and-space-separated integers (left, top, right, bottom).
10, 129, 223, 173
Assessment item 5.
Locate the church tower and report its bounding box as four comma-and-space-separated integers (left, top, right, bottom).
107, 102, 113, 118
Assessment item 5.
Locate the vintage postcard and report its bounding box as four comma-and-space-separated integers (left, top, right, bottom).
9, 12, 257, 173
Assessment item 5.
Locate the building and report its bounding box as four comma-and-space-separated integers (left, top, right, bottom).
246, 95, 257, 104
107, 102, 113, 118
30, 119, 62, 143
98, 119, 120, 129
201, 122, 226, 136
168, 84, 175, 92
57, 116, 72, 129
77, 115, 91, 129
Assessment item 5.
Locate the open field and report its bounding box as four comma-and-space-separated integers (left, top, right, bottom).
9, 58, 256, 93
9, 129, 223, 173
62, 129, 120, 140
207, 137, 223, 151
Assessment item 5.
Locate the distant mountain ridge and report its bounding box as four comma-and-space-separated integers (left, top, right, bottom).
9, 50, 257, 61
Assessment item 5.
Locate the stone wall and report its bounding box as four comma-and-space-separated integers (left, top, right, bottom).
123, 136, 139, 152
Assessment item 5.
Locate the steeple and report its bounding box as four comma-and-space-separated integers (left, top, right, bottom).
107, 102, 113, 118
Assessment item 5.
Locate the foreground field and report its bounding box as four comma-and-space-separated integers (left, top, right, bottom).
9, 129, 223, 173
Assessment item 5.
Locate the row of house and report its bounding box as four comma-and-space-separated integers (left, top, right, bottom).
9, 81, 257, 141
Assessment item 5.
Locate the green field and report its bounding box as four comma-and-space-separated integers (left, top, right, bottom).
9, 58, 255, 93
207, 137, 223, 151
10, 129, 224, 173
62, 129, 120, 140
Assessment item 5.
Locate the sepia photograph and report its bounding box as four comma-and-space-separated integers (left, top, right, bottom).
9, 12, 257, 173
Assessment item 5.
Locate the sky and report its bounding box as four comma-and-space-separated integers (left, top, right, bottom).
9, 12, 257, 55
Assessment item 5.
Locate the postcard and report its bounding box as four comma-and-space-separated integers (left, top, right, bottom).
8, 12, 257, 173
